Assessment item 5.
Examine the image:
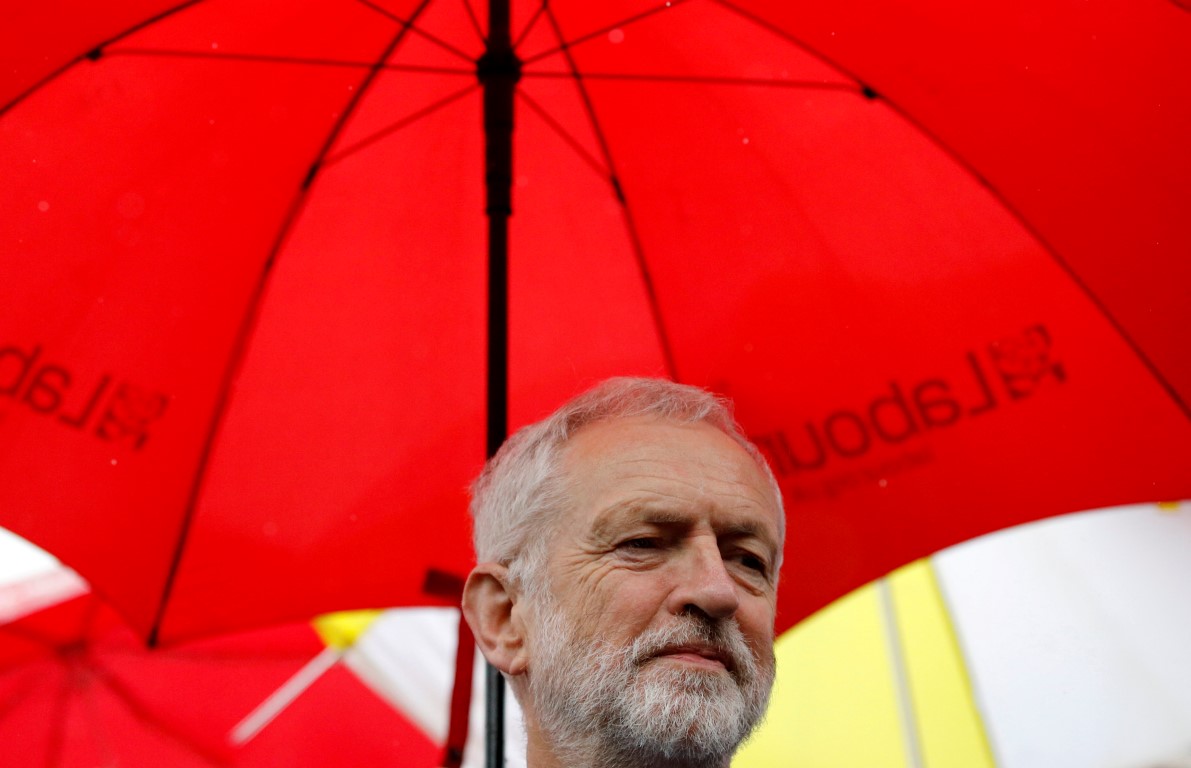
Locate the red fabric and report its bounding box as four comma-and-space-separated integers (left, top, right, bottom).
0, 592, 439, 766
0, 0, 1188, 642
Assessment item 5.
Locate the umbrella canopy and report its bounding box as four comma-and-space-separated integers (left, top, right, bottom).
337, 606, 529, 768
0, 570, 440, 767
0, 0, 1188, 644
338, 503, 1191, 768
739, 501, 1191, 768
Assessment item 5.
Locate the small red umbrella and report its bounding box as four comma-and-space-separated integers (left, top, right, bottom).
0, 582, 440, 767
0, 0, 1187, 650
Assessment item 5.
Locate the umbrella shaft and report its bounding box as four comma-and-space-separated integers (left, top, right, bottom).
479, 20, 520, 219
479, 0, 521, 460
487, 213, 509, 457
480, 3, 520, 768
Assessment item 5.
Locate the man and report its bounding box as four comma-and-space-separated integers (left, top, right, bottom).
462, 377, 785, 768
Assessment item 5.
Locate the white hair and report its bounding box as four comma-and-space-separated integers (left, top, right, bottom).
469, 377, 785, 595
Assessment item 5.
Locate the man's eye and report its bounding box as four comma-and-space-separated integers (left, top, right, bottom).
737, 553, 768, 575
620, 538, 659, 550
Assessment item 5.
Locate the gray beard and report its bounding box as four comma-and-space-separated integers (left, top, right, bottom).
526, 603, 775, 768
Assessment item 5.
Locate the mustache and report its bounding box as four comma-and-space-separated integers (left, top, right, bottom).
627, 615, 760, 682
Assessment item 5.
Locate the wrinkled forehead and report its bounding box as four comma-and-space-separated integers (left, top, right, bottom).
555, 416, 783, 536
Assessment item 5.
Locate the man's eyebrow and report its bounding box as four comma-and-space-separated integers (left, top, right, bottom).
717, 520, 770, 539
588, 501, 683, 535
717, 521, 781, 561
589, 503, 777, 546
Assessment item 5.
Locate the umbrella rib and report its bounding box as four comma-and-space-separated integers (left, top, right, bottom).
460, 0, 487, 45
229, 645, 343, 745
322, 82, 481, 167
712, 0, 1191, 419
522, 70, 863, 92
876, 578, 926, 768
147, 0, 440, 647
0, 0, 207, 118
515, 90, 608, 178
709, 0, 878, 91
512, 0, 548, 50
523, 0, 694, 66
354, 0, 477, 64
542, 6, 680, 380
107, 47, 475, 76
925, 559, 1002, 766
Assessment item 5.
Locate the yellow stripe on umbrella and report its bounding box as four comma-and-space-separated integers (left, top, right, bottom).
313, 609, 384, 650
889, 561, 996, 768
736, 560, 994, 768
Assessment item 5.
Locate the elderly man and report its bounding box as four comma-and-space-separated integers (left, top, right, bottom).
462, 377, 785, 768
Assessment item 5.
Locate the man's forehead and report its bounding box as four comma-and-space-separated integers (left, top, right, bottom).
562, 415, 737, 465
558, 416, 782, 535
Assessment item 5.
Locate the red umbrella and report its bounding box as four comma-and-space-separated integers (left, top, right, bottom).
0, 0, 1188, 649
0, 581, 440, 766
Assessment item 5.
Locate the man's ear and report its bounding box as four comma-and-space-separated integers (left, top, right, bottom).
461, 563, 529, 677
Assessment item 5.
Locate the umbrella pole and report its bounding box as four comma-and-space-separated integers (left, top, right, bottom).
480, 1, 520, 767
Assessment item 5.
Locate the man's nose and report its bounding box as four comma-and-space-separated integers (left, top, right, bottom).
665, 538, 740, 620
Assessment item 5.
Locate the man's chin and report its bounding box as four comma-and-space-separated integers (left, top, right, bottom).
607, 665, 755, 767
633, 659, 743, 708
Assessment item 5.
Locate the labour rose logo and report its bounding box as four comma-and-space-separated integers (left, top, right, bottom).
988, 324, 1066, 400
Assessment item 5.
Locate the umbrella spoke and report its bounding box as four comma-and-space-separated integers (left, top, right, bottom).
107, 47, 471, 77
104, 48, 373, 70
523, 69, 863, 92
2, 7, 1188, 757
148, 0, 441, 647
710, 0, 1189, 421
711, 0, 873, 92
0, 0, 205, 118
540, 4, 680, 380
516, 90, 608, 179
322, 83, 480, 167
355, 0, 477, 64
877, 578, 926, 768
523, 0, 694, 66
229, 646, 342, 745
512, 0, 548, 51
460, 0, 487, 45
